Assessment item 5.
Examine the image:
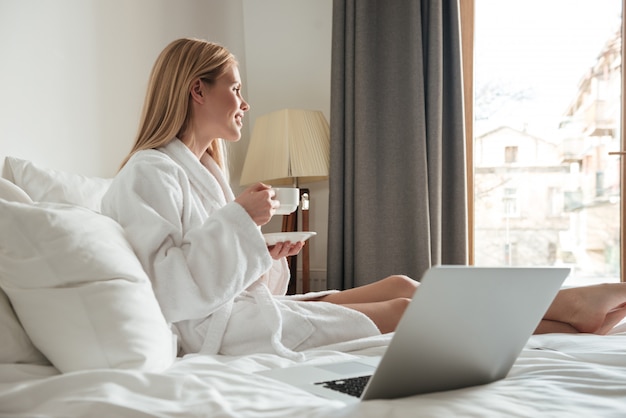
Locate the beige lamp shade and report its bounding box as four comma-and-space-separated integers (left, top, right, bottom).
240, 109, 330, 186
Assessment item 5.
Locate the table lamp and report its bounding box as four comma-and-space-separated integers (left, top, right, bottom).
240, 109, 330, 293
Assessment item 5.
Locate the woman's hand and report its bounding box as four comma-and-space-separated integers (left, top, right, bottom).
235, 182, 278, 226
268, 241, 304, 260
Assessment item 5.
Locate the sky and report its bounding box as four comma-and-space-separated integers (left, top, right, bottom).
474, 0, 622, 133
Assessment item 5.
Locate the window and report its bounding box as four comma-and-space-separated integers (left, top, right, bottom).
547, 187, 563, 217
502, 188, 518, 217
465, 0, 622, 285
596, 171, 605, 197
504, 242, 518, 266
504, 146, 518, 163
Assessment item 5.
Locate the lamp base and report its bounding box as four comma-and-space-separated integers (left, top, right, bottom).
281, 188, 310, 295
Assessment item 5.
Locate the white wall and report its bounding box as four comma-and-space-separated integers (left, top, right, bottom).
0, 0, 332, 288
0, 0, 246, 176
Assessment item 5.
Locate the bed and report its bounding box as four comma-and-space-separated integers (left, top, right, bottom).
1, 155, 626, 417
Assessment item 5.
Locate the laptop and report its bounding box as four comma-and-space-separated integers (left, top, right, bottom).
258, 265, 570, 403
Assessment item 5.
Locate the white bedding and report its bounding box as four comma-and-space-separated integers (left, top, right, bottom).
2, 156, 626, 417
2, 330, 626, 417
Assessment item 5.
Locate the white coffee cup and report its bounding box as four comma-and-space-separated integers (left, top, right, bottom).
273, 187, 300, 215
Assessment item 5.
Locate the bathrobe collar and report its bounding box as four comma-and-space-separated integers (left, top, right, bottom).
161, 138, 235, 205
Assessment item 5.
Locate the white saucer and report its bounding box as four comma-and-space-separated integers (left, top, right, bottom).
263, 231, 317, 246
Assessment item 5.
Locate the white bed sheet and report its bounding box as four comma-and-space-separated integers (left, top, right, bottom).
2, 328, 626, 418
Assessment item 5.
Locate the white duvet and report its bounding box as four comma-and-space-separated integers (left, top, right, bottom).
2, 157, 626, 417
2, 328, 626, 418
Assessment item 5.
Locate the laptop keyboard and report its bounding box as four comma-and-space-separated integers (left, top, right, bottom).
315, 375, 371, 398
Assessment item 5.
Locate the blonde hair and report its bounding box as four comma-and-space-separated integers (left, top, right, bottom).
120, 38, 237, 169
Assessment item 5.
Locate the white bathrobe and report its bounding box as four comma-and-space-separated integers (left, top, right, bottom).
102, 139, 378, 358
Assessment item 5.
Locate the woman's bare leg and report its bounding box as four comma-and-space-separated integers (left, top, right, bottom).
308, 275, 417, 333
342, 298, 412, 334
317, 275, 418, 305
540, 283, 626, 334
315, 275, 626, 335
534, 319, 577, 334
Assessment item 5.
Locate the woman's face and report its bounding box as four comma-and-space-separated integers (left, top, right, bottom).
200, 64, 250, 143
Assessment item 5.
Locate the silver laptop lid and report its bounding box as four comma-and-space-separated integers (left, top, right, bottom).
362, 266, 569, 400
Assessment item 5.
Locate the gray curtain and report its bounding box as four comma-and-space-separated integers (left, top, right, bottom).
327, 0, 468, 289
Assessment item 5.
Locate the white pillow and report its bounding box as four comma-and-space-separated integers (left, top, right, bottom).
0, 178, 50, 365
0, 177, 33, 204
4, 156, 112, 212
0, 286, 50, 365
0, 199, 176, 373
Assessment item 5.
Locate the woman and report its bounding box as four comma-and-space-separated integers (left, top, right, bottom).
102, 38, 626, 358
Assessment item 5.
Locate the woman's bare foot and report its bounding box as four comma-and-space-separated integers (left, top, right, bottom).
543, 283, 626, 334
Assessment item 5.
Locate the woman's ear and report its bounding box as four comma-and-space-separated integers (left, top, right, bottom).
190, 79, 204, 103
